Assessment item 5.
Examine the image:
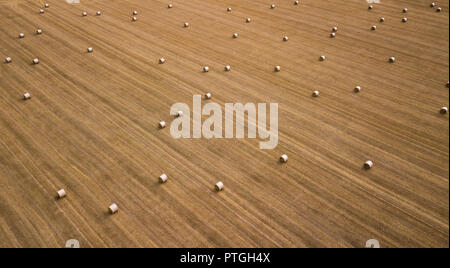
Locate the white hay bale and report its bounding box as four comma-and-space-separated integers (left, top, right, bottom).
159, 58, 166, 64
246, 18, 251, 23
330, 33, 336, 38
271, 4, 276, 9
159, 121, 166, 128
312, 90, 320, 97
354, 86, 361, 93
205, 93, 212, 100
19, 33, 25, 38
436, 7, 442, 12
403, 8, 408, 13
109, 203, 119, 214
227, 7, 232, 12
215, 181, 224, 192
203, 66, 209, 72
132, 17, 137, 22
368, 5, 373, 10
389, 57, 396, 63
320, 55, 326, 61
5, 57, 12, 63
87, 47, 93, 53
280, 154, 288, 163
32, 58, 39, 64
431, 3, 436, 7
40, 9, 45, 14
159, 174, 168, 183
402, 17, 408, 23
332, 26, 338, 32
274, 65, 281, 72
233, 33, 239, 38
365, 239, 380, 248
446, 81, 449, 88
168, 3, 173, 8
36, 29, 43, 35
96, 11, 102, 16
371, 25, 377, 31
23, 93, 31, 100
380, 17, 385, 23
294, 1, 299, 5
283, 36, 289, 41
44, 3, 49, 8
82, 11, 87, 16
57, 189, 67, 199
364, 160, 374, 169
184, 22, 189, 28
224, 65, 231, 71
133, 11, 138, 15
440, 107, 448, 114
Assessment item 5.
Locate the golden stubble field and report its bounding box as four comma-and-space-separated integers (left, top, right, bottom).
0, 0, 448, 248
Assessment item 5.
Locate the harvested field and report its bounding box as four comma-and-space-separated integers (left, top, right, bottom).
0, 0, 448, 248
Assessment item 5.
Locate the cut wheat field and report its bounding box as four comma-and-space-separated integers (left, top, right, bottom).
0, 0, 448, 248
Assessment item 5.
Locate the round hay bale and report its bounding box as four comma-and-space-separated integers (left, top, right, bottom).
57, 189, 67, 199
364, 160, 374, 169
215, 181, 224, 192
159, 174, 168, 183
109, 203, 119, 214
